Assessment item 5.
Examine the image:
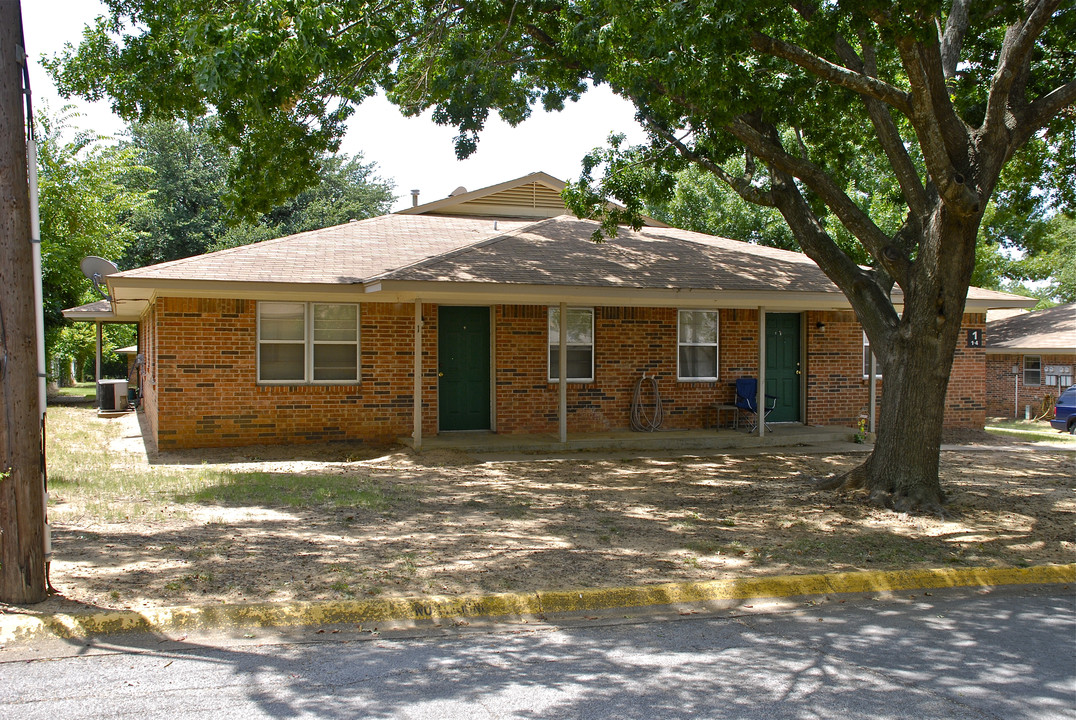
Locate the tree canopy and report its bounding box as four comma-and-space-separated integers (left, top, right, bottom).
119, 118, 231, 268
649, 150, 1074, 302
38, 112, 394, 376
117, 118, 395, 267
49, 1, 1076, 510
35, 107, 148, 346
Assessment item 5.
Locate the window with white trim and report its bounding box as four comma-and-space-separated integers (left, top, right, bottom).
258, 302, 359, 383
548, 307, 594, 382
1023, 355, 1041, 386
678, 309, 719, 381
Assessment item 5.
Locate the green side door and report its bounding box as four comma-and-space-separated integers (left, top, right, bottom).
438, 306, 491, 431
765, 313, 801, 423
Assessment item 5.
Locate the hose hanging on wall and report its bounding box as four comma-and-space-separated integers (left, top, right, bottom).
1034, 394, 1057, 421
630, 373, 664, 432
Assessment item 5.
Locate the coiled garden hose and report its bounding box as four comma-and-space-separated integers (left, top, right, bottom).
630, 373, 664, 432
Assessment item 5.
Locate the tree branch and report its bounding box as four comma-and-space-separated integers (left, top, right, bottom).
833, 35, 930, 221
789, 3, 930, 230
895, 35, 980, 216
765, 163, 898, 323
640, 116, 778, 207
725, 115, 907, 285
983, 0, 1063, 139
749, 32, 913, 116
939, 0, 971, 81
1013, 79, 1076, 150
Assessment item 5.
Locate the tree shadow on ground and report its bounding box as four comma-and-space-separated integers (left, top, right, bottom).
6, 589, 1072, 719
37, 444, 1074, 612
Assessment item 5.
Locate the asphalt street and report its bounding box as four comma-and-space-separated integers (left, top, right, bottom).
2, 585, 1073, 719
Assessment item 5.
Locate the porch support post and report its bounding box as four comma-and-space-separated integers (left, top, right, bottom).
558, 302, 568, 444
95, 319, 102, 407
1014, 366, 1019, 419
757, 308, 766, 437
413, 299, 423, 452
869, 352, 878, 433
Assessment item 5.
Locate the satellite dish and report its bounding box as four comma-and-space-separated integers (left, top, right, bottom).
80, 256, 119, 300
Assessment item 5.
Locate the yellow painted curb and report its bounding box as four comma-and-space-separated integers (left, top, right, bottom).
1, 564, 1071, 645
535, 564, 1075, 613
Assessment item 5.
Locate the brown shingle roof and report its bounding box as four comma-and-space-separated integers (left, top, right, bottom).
102, 210, 1034, 310
383, 216, 835, 293
112, 215, 533, 284
986, 303, 1076, 352
61, 299, 114, 320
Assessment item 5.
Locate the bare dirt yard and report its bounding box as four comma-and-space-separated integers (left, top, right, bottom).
11, 407, 1075, 615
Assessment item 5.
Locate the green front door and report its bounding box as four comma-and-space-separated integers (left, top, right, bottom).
438, 306, 491, 431
765, 313, 801, 423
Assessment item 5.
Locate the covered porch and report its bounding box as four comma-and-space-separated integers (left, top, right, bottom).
401, 423, 860, 455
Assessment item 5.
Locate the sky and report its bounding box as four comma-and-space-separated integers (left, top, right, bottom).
20, 1, 646, 211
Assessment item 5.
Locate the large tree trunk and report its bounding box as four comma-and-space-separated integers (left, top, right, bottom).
0, 0, 47, 604
828, 207, 980, 514
858, 328, 953, 511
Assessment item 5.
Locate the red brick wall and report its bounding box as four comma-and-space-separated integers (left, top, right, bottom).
804, 311, 985, 429
948, 314, 987, 428
149, 297, 432, 449
986, 353, 1075, 418
494, 306, 751, 433
141, 298, 989, 449
805, 310, 867, 426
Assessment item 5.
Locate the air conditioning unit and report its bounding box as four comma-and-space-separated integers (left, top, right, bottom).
97, 379, 129, 411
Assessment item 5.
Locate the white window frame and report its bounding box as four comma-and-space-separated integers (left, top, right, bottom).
548, 306, 594, 383
1023, 355, 1041, 386
677, 309, 720, 381
257, 301, 360, 384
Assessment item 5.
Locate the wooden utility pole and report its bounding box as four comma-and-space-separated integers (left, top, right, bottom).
0, 0, 46, 604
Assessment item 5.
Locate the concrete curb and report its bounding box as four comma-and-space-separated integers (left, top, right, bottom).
2, 564, 1072, 644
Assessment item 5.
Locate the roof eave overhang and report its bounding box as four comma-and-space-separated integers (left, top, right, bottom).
107, 278, 368, 320
964, 296, 1039, 311
985, 346, 1076, 354
363, 280, 855, 310
61, 309, 120, 322
103, 276, 1042, 316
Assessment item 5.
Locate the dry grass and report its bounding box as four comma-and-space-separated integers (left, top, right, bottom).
25, 406, 1076, 613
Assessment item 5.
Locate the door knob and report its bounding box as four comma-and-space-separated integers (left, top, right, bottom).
438, 371, 444, 377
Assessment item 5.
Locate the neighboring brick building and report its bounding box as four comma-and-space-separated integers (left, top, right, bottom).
65, 173, 1033, 450
985, 303, 1076, 419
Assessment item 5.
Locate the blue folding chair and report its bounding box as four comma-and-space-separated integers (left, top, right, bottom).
735, 377, 778, 432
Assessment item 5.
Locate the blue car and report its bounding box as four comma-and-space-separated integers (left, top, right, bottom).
1050, 385, 1076, 434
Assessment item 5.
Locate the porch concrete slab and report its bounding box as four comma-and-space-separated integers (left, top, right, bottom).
402, 425, 859, 455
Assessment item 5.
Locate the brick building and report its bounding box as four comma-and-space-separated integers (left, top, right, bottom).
985, 303, 1076, 419
66, 173, 1034, 450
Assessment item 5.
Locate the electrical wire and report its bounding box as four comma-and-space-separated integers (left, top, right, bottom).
630, 373, 664, 432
